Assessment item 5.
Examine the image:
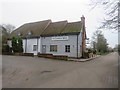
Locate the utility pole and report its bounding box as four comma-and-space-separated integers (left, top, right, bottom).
118, 0, 120, 45
118, 1, 120, 89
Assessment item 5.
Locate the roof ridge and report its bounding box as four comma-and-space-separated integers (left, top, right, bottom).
68, 21, 81, 24
41, 20, 52, 35
25, 19, 52, 25
51, 20, 68, 24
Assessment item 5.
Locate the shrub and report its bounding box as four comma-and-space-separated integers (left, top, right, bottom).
2, 44, 10, 52
93, 49, 97, 54
118, 45, 120, 55
83, 52, 89, 58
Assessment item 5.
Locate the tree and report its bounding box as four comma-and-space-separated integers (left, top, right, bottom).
0, 25, 9, 52
18, 37, 23, 53
118, 45, 120, 54
12, 37, 23, 53
0, 24, 15, 52
2, 24, 15, 34
91, 30, 108, 53
90, 0, 118, 30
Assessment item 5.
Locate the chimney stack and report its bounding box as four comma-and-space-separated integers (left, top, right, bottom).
81, 15, 85, 26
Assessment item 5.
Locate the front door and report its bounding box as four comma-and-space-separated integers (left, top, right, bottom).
42, 45, 46, 53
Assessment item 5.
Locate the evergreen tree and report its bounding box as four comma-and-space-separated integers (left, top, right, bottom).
18, 37, 23, 52
12, 37, 18, 52
12, 37, 23, 53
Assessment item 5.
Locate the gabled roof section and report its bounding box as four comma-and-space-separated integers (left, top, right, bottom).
41, 21, 68, 36
61, 21, 82, 35
10, 20, 51, 38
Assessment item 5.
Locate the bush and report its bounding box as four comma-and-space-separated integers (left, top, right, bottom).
2, 44, 10, 52
88, 49, 93, 54
83, 52, 89, 58
118, 45, 120, 55
93, 49, 97, 54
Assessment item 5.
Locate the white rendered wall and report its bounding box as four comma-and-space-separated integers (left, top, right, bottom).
7, 40, 12, 47
7, 37, 41, 55
41, 34, 82, 58
26, 38, 38, 55
22, 39, 26, 53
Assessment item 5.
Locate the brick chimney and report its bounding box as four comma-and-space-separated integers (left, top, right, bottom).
81, 15, 86, 58
81, 15, 85, 28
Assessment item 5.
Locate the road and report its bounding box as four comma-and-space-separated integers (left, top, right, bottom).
2, 52, 118, 88
0, 55, 2, 89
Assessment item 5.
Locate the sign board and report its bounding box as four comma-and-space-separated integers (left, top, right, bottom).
52, 36, 69, 41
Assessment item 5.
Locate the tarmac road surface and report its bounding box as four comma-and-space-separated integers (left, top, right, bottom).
2, 52, 118, 88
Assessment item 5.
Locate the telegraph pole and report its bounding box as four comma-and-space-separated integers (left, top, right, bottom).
118, 1, 120, 89
118, 0, 120, 45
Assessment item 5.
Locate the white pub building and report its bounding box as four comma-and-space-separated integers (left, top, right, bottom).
8, 16, 87, 58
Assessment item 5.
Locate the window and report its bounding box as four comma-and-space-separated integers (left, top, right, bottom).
33, 45, 37, 51
17, 32, 21, 36
65, 45, 70, 52
27, 31, 32, 35
50, 45, 57, 52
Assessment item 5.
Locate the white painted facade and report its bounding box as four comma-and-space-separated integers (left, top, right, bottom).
8, 34, 82, 58
8, 37, 41, 55
41, 34, 82, 58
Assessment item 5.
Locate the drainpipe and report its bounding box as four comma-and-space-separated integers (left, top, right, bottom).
37, 37, 39, 54
77, 34, 78, 58
25, 38, 27, 53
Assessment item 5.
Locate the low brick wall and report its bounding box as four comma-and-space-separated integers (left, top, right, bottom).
38, 53, 68, 60
38, 53, 53, 58
2, 52, 14, 55
2, 52, 34, 57
53, 55, 68, 60
21, 53, 34, 57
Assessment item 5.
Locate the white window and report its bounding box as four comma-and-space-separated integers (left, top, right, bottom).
65, 45, 70, 52
27, 31, 32, 35
33, 45, 37, 51
17, 32, 21, 36
50, 45, 57, 52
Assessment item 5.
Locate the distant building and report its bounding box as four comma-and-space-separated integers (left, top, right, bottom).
8, 16, 87, 58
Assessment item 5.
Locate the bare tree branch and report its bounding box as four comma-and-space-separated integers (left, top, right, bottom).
90, 0, 119, 30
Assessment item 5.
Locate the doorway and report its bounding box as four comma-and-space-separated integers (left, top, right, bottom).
42, 45, 46, 53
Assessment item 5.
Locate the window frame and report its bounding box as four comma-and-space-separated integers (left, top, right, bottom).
50, 45, 57, 52
65, 45, 70, 52
33, 45, 37, 51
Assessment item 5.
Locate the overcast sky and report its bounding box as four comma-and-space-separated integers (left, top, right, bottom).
0, 0, 118, 48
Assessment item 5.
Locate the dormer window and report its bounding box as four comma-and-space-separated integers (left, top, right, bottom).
17, 32, 21, 36
27, 31, 32, 35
